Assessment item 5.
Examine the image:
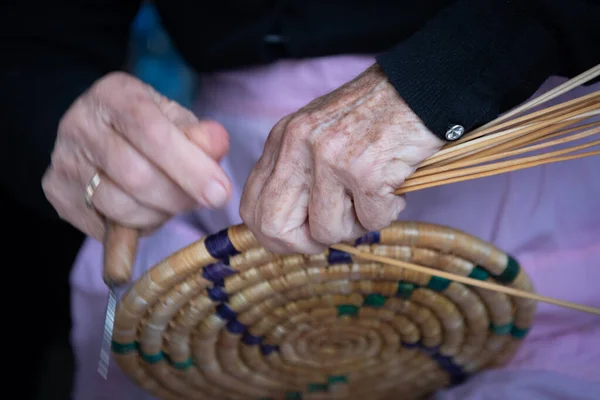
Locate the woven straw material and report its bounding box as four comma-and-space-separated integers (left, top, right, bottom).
111, 221, 536, 400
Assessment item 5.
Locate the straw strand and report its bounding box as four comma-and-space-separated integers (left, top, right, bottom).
410, 122, 600, 179
398, 138, 600, 191
332, 244, 600, 316
397, 149, 600, 194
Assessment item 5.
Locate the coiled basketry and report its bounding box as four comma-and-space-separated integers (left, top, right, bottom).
110, 222, 536, 400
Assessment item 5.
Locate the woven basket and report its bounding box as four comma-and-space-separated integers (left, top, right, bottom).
110, 221, 536, 400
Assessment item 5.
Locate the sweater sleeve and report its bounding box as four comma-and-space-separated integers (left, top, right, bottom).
0, 0, 140, 218
376, 0, 600, 141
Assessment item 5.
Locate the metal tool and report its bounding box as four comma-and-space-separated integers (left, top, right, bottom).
97, 223, 140, 379
98, 286, 118, 379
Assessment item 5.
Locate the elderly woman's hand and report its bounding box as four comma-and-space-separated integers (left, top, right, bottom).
240, 65, 445, 254
42, 72, 232, 241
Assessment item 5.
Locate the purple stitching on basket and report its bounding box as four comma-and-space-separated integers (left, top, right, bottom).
200, 224, 471, 387
431, 353, 467, 384
202, 262, 237, 282
242, 331, 263, 345
420, 344, 440, 356
204, 228, 239, 260
401, 341, 420, 349
401, 341, 468, 385
355, 231, 380, 245
207, 285, 229, 302
226, 319, 246, 334
260, 344, 280, 355
216, 304, 237, 320
327, 248, 352, 264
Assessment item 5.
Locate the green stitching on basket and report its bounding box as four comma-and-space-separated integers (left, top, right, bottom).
328, 375, 348, 384
111, 341, 138, 354
468, 266, 489, 280
491, 323, 530, 338
363, 293, 386, 308
337, 304, 359, 317
510, 325, 530, 339
170, 357, 193, 370
140, 351, 165, 364
427, 275, 451, 292
396, 282, 415, 299
285, 392, 302, 400
111, 341, 192, 368
490, 323, 513, 335
141, 350, 165, 364
494, 255, 520, 283
307, 383, 328, 392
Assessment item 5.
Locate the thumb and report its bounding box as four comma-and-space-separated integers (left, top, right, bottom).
181, 120, 230, 162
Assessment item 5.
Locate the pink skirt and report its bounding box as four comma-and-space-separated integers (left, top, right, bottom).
70, 55, 600, 399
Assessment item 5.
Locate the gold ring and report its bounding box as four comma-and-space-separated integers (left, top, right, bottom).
84, 172, 101, 209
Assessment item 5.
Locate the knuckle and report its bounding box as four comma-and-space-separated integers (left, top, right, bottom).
58, 101, 89, 142
257, 218, 284, 240
100, 71, 136, 90
358, 205, 393, 231
127, 96, 152, 120
48, 147, 81, 183
145, 120, 172, 148
88, 73, 118, 100
363, 218, 388, 232
60, 92, 109, 145
347, 163, 375, 185
239, 203, 254, 225
156, 96, 179, 115
41, 173, 59, 204
271, 114, 294, 133
312, 139, 342, 166
90, 72, 146, 123
277, 117, 312, 163
119, 160, 154, 195
284, 115, 311, 139
263, 115, 292, 153
57, 109, 76, 136
310, 224, 339, 245
127, 101, 171, 144
48, 148, 68, 175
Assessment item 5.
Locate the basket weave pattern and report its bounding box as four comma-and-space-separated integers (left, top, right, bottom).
111, 222, 536, 400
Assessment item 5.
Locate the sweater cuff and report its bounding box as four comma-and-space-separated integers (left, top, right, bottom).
376, 0, 560, 141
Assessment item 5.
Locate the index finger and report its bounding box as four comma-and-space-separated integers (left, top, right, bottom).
107, 89, 232, 209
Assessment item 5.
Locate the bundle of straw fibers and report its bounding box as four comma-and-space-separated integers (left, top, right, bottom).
396, 64, 600, 194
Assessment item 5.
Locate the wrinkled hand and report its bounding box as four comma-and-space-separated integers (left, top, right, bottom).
42, 72, 232, 241
240, 65, 444, 254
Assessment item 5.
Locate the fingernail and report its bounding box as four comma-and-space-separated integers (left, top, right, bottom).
203, 180, 229, 208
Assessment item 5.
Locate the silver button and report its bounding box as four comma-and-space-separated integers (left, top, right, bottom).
445, 125, 465, 141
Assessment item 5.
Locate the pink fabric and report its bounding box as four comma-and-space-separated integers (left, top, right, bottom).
70, 55, 600, 399
432, 369, 600, 400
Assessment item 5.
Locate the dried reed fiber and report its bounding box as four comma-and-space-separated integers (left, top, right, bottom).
396, 65, 600, 194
